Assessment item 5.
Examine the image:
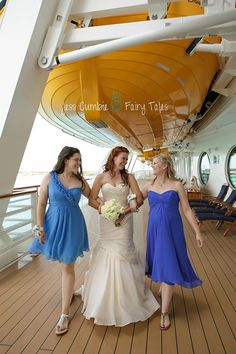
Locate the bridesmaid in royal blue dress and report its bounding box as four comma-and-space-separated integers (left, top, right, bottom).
142, 154, 204, 330
29, 147, 90, 335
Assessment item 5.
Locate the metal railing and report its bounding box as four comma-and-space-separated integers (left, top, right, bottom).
0, 186, 38, 269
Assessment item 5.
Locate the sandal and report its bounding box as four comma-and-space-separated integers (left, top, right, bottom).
55, 314, 70, 335
160, 312, 171, 330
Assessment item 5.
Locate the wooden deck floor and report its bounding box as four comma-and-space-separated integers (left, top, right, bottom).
0, 220, 236, 354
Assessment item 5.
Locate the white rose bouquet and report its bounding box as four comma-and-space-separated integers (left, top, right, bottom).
101, 199, 125, 223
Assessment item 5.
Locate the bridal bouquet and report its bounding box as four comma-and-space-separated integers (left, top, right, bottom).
101, 199, 125, 222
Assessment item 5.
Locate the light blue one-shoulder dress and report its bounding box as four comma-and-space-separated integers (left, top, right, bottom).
28, 171, 89, 264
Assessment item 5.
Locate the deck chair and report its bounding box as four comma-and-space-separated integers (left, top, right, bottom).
196, 208, 236, 236
189, 184, 229, 207
193, 189, 236, 214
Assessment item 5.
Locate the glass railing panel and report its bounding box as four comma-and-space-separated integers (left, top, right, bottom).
0, 190, 37, 269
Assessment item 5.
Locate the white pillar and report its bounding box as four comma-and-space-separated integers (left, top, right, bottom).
0, 0, 59, 194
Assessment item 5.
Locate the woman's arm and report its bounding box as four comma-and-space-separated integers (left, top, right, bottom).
177, 181, 204, 248
81, 178, 91, 198
128, 174, 143, 207
88, 174, 103, 211
115, 175, 143, 224
141, 182, 150, 200
36, 174, 50, 243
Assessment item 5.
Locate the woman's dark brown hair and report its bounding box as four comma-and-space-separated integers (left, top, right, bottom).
103, 146, 129, 185
53, 146, 85, 189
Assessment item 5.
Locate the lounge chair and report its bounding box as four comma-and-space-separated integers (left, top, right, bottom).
189, 184, 229, 207
192, 189, 236, 214
196, 207, 236, 236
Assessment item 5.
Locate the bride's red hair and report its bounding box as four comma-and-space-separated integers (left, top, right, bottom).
103, 146, 129, 185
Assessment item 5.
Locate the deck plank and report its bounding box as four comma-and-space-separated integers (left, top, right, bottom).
130, 321, 148, 354
0, 257, 54, 305
146, 282, 162, 353
0, 269, 60, 343
82, 324, 107, 354
99, 326, 120, 354
0, 345, 10, 354
173, 286, 194, 354
185, 221, 236, 354
160, 302, 178, 354
67, 319, 95, 354
114, 324, 135, 354
182, 287, 209, 354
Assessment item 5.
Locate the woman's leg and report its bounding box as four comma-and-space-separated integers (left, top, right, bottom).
56, 262, 75, 334
160, 283, 173, 330
61, 262, 75, 314
158, 282, 162, 296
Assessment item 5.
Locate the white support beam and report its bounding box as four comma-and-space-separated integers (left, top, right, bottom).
38, 0, 74, 69
55, 9, 236, 66
225, 56, 236, 76
195, 43, 222, 54
70, 0, 179, 19
212, 57, 236, 96
63, 17, 236, 49
0, 0, 60, 194
195, 40, 236, 56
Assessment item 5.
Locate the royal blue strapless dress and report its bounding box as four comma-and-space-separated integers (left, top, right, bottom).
146, 190, 202, 288
28, 171, 89, 264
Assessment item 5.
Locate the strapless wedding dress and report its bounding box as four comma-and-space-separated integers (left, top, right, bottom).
79, 183, 159, 326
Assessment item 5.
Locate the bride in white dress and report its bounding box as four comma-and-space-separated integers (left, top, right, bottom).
77, 146, 159, 326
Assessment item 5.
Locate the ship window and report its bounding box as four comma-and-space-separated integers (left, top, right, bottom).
226, 146, 236, 189
199, 152, 210, 184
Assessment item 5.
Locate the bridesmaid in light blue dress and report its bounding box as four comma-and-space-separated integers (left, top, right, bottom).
142, 154, 204, 330
29, 146, 90, 335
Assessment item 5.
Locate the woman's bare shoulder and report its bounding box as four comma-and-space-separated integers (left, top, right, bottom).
143, 181, 152, 191
41, 173, 51, 184
94, 172, 107, 184
173, 180, 184, 191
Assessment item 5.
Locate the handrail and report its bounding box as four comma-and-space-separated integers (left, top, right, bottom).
13, 185, 40, 190
0, 188, 38, 199
0, 175, 94, 199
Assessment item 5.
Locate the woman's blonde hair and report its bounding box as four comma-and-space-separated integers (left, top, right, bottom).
152, 153, 176, 180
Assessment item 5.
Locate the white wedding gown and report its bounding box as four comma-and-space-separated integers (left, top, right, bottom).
80, 183, 160, 326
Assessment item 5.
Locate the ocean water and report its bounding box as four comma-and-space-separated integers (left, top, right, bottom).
14, 171, 95, 189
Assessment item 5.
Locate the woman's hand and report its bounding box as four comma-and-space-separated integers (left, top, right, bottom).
98, 204, 102, 214
196, 232, 204, 248
115, 213, 125, 227
97, 198, 104, 214
38, 230, 46, 244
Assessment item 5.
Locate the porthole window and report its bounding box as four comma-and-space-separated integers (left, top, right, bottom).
226, 146, 236, 189
199, 152, 210, 184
